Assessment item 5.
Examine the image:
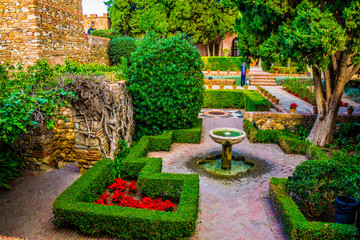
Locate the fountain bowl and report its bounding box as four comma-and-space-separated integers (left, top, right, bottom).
209, 128, 246, 145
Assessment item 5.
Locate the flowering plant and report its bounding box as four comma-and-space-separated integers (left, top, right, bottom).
287, 90, 292, 93
303, 97, 308, 102
290, 103, 298, 109
274, 68, 278, 71
294, 93, 299, 97
94, 178, 175, 212
344, 102, 349, 107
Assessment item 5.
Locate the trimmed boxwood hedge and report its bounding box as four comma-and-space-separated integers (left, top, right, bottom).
269, 178, 358, 240
243, 119, 328, 159
53, 119, 203, 239
202, 57, 250, 71
203, 90, 272, 111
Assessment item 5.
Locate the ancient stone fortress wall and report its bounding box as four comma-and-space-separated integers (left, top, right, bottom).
0, 0, 40, 65
12, 82, 134, 173
0, 0, 110, 66
244, 112, 360, 131
83, 13, 111, 32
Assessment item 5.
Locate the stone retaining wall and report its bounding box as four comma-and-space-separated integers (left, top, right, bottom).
244, 112, 360, 131
12, 82, 133, 173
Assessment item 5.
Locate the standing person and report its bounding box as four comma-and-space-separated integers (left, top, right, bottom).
240, 62, 247, 87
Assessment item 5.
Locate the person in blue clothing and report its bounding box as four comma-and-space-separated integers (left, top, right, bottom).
240, 62, 247, 87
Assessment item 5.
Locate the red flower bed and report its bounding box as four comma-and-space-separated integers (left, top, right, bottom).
94, 178, 175, 212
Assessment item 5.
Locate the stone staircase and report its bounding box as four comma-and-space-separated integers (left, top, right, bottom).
249, 75, 277, 86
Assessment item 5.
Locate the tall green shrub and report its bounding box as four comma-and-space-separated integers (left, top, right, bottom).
108, 36, 138, 65
126, 32, 204, 138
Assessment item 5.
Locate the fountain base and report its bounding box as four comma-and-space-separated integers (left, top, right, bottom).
198, 157, 253, 177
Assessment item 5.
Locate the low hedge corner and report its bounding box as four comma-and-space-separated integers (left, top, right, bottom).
53, 119, 203, 239
269, 178, 358, 240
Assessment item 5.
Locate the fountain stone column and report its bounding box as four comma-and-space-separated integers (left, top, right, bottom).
222, 142, 232, 169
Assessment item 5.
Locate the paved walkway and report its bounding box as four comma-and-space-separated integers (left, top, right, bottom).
0, 118, 307, 240
263, 86, 360, 115
148, 118, 306, 240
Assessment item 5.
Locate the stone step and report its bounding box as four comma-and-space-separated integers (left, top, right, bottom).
250, 82, 277, 86
250, 78, 276, 81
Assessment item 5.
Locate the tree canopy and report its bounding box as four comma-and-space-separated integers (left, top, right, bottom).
107, 0, 238, 45
232, 0, 360, 145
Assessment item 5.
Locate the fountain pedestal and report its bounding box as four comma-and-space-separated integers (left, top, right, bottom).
222, 142, 232, 169
209, 128, 247, 170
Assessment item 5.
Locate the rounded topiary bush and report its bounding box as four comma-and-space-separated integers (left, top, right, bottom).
108, 36, 138, 65
126, 32, 204, 138
287, 159, 359, 218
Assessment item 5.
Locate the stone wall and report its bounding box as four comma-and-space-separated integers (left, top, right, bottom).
0, 0, 39, 65
0, 0, 110, 66
87, 35, 110, 65
12, 82, 133, 173
83, 13, 111, 32
244, 112, 360, 131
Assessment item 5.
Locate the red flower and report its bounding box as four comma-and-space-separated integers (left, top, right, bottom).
109, 178, 127, 192
287, 90, 291, 93
344, 102, 349, 107
341, 101, 344, 106
274, 68, 279, 71
128, 181, 137, 191
95, 178, 175, 211
290, 103, 298, 109
303, 97, 308, 101
294, 93, 299, 97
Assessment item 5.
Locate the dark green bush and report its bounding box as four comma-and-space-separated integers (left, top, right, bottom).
108, 36, 138, 65
203, 90, 244, 108
0, 150, 23, 189
91, 29, 122, 39
287, 159, 360, 218
270, 178, 358, 240
243, 90, 272, 111
202, 57, 250, 71
203, 90, 272, 111
53, 120, 202, 239
127, 32, 204, 139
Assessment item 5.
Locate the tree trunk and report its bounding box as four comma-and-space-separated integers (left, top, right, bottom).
206, 42, 210, 57
218, 38, 223, 56
306, 51, 360, 146
212, 41, 215, 56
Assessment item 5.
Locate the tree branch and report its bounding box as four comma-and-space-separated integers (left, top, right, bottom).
331, 54, 338, 71
347, 62, 360, 83
313, 66, 326, 120
323, 69, 331, 102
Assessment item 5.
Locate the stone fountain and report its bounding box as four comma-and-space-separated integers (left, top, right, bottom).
209, 128, 247, 169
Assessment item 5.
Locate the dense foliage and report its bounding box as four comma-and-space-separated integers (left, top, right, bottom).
55, 59, 123, 81
90, 29, 122, 39
287, 157, 360, 218
270, 178, 359, 240
108, 36, 138, 66
233, 0, 360, 145
202, 57, 250, 71
282, 78, 316, 105
0, 60, 75, 144
203, 90, 272, 111
108, 0, 238, 47
126, 32, 204, 138
0, 149, 23, 189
